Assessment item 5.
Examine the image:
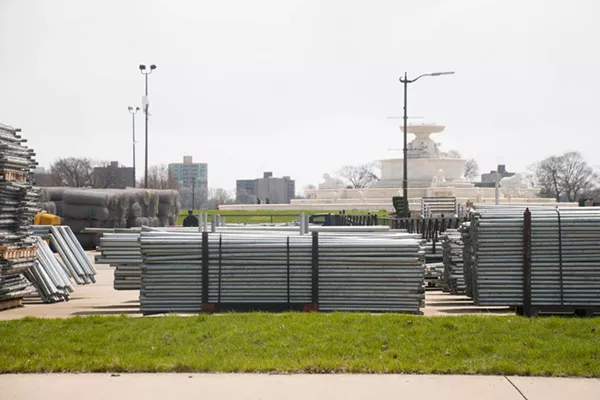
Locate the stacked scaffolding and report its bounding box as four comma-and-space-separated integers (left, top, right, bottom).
467, 206, 600, 315
440, 229, 466, 295
0, 123, 39, 309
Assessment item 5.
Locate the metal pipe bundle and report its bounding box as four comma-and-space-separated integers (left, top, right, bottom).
32, 225, 97, 284
138, 231, 425, 314
95, 233, 142, 290
24, 237, 74, 303
441, 229, 466, 295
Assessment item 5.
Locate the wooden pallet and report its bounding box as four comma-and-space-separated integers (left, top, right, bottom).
0, 298, 23, 311
0, 170, 28, 183
0, 245, 38, 260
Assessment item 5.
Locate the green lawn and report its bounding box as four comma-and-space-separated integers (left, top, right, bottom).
1, 314, 599, 375
177, 209, 389, 225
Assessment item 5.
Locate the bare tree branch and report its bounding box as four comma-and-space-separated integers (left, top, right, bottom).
337, 162, 380, 188
139, 165, 179, 190
463, 159, 479, 181
532, 152, 598, 202
49, 157, 94, 187
207, 188, 234, 209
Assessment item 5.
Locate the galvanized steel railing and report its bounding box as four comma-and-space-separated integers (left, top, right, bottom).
138, 230, 425, 315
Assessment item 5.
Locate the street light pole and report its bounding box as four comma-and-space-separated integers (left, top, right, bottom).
128, 106, 140, 188
139, 64, 157, 189
398, 71, 455, 217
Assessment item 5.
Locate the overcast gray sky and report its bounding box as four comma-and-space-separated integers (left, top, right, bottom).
1, 0, 599, 191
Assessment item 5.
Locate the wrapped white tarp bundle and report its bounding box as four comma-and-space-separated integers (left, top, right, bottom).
41, 188, 181, 234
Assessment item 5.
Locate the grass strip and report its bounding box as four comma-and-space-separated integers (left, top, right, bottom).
1, 314, 599, 376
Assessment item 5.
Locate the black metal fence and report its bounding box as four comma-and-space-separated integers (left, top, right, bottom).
391, 216, 467, 239
315, 213, 390, 227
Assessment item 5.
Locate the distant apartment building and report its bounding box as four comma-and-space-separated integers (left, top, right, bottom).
475, 165, 515, 188
236, 172, 295, 204
168, 156, 208, 190
93, 161, 134, 189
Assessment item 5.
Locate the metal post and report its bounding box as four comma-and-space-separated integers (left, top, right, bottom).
211, 217, 216, 233
144, 73, 149, 188
132, 111, 136, 188
402, 73, 408, 217
198, 212, 203, 233
522, 208, 533, 317
311, 231, 319, 308
201, 231, 209, 306
299, 212, 305, 235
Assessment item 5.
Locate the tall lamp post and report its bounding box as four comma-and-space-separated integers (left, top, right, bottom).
399, 71, 454, 217
127, 106, 140, 187
139, 64, 157, 188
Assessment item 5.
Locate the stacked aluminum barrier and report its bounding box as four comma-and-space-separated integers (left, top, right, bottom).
470, 207, 529, 306
529, 208, 600, 309
25, 237, 73, 302
441, 229, 466, 295
468, 206, 600, 312
423, 241, 443, 287
207, 235, 312, 305
0, 123, 38, 304
317, 237, 424, 312
139, 231, 424, 314
460, 222, 474, 298
95, 233, 142, 290
140, 232, 203, 314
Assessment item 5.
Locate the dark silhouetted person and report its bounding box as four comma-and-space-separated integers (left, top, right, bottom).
183, 210, 199, 227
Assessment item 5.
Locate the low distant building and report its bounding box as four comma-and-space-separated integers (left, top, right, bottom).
475, 165, 515, 188
93, 161, 134, 189
236, 172, 295, 204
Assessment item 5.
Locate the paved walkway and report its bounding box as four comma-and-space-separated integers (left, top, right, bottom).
2, 374, 599, 400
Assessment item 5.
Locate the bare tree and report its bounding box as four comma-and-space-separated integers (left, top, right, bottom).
208, 188, 234, 209
337, 162, 380, 188
463, 159, 479, 181
532, 152, 597, 202
235, 187, 257, 204
49, 157, 94, 187
179, 186, 208, 209
139, 165, 179, 190
445, 149, 462, 159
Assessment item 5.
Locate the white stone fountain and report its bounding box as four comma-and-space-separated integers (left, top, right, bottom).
374, 124, 467, 189
220, 122, 564, 212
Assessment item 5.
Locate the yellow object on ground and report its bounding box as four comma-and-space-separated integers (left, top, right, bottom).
34, 212, 61, 226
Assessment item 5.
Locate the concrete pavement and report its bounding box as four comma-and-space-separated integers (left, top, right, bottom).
2, 374, 599, 400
